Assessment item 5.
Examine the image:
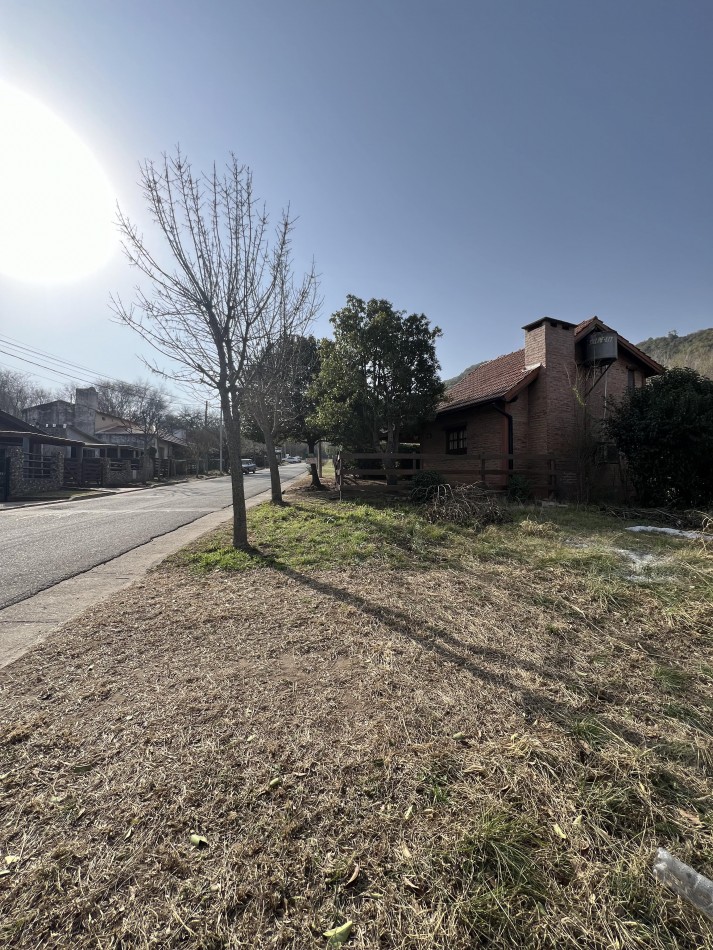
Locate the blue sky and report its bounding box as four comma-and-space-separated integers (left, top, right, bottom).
0, 0, 711, 400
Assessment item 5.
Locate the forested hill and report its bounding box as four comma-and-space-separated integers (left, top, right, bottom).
636, 328, 713, 378
442, 362, 483, 389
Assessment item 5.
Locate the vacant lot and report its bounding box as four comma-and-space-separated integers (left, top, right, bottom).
1, 486, 712, 948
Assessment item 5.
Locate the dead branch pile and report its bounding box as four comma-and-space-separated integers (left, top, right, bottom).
418, 483, 508, 527
603, 505, 713, 531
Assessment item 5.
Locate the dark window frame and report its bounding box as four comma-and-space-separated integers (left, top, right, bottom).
446, 426, 467, 455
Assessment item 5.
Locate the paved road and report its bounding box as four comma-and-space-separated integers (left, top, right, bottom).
0, 467, 305, 610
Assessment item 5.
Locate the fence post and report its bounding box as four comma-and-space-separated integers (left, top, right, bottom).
335, 453, 343, 502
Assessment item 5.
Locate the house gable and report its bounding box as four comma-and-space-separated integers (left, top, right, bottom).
422, 315, 665, 499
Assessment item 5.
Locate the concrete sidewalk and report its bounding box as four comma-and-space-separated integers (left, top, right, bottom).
0, 484, 278, 670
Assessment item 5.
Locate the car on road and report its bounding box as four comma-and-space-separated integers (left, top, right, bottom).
283, 455, 302, 463
241, 458, 257, 474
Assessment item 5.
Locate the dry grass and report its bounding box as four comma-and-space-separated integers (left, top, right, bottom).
1, 488, 712, 948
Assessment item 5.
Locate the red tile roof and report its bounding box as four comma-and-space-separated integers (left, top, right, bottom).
439, 349, 539, 413
574, 317, 598, 335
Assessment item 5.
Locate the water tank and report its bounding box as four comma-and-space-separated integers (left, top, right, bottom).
584, 331, 618, 365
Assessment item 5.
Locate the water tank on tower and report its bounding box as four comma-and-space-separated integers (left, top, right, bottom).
584, 331, 618, 365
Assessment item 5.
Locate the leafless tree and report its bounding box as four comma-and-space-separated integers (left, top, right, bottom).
94, 378, 171, 450
242, 315, 319, 504
113, 150, 318, 548
0, 369, 51, 417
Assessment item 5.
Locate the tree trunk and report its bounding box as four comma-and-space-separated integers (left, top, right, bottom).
307, 437, 324, 489
385, 423, 399, 487
222, 395, 249, 549
263, 427, 284, 504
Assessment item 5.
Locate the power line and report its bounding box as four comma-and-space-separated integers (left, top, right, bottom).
0, 332, 113, 379
0, 334, 218, 412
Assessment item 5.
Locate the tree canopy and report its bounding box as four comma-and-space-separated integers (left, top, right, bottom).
606, 367, 713, 507
310, 296, 443, 453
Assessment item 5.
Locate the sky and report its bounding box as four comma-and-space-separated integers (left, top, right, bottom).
0, 0, 711, 406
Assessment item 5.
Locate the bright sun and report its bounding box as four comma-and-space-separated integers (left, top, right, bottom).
0, 82, 116, 283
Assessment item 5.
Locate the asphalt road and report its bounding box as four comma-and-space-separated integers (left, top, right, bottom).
0, 466, 305, 610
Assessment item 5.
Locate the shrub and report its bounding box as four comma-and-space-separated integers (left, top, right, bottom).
606, 367, 713, 507
507, 473, 533, 502
410, 469, 446, 502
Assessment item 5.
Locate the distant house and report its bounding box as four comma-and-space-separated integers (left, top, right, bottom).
420, 317, 664, 499
23, 387, 186, 463
0, 408, 83, 499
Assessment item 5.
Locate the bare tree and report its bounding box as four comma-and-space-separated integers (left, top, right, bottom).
113, 150, 317, 548
94, 378, 171, 451
242, 321, 319, 504
0, 369, 51, 417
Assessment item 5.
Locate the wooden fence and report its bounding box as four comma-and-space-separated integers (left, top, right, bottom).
64, 458, 103, 487
334, 452, 575, 497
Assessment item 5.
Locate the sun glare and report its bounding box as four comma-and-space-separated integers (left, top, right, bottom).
0, 82, 116, 283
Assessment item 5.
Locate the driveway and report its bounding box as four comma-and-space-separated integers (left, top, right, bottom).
0, 468, 305, 610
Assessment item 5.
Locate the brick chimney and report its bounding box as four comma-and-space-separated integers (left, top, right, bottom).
522, 318, 578, 458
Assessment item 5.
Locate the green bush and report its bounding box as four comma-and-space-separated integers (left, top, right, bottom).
507, 473, 533, 502
410, 469, 446, 502
606, 367, 713, 507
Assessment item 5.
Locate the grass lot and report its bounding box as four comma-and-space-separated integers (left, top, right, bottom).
1, 486, 712, 948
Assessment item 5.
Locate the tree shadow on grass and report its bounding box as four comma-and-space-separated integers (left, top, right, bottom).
248, 550, 660, 750
280, 559, 713, 793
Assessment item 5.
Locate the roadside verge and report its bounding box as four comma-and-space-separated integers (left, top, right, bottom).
0, 479, 303, 669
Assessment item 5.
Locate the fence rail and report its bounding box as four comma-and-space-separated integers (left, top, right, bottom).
22, 453, 54, 480
335, 452, 577, 496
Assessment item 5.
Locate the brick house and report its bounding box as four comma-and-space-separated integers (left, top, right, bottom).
420, 317, 664, 499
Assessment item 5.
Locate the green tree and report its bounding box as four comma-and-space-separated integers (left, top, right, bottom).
311, 296, 444, 457
606, 367, 713, 507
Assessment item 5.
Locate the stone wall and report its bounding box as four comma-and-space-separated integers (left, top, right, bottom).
8, 447, 64, 497
101, 460, 133, 486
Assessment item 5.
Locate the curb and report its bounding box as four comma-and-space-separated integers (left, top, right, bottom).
0, 477, 204, 512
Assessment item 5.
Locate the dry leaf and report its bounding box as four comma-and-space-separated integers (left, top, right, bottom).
323, 920, 353, 946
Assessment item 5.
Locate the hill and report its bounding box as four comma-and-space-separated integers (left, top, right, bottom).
442, 361, 483, 389
637, 328, 713, 378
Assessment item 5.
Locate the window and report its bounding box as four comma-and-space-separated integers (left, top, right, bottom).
627, 368, 636, 391
596, 443, 620, 464
446, 427, 467, 454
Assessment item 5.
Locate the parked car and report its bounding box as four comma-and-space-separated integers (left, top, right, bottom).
284, 455, 302, 463
241, 458, 257, 474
